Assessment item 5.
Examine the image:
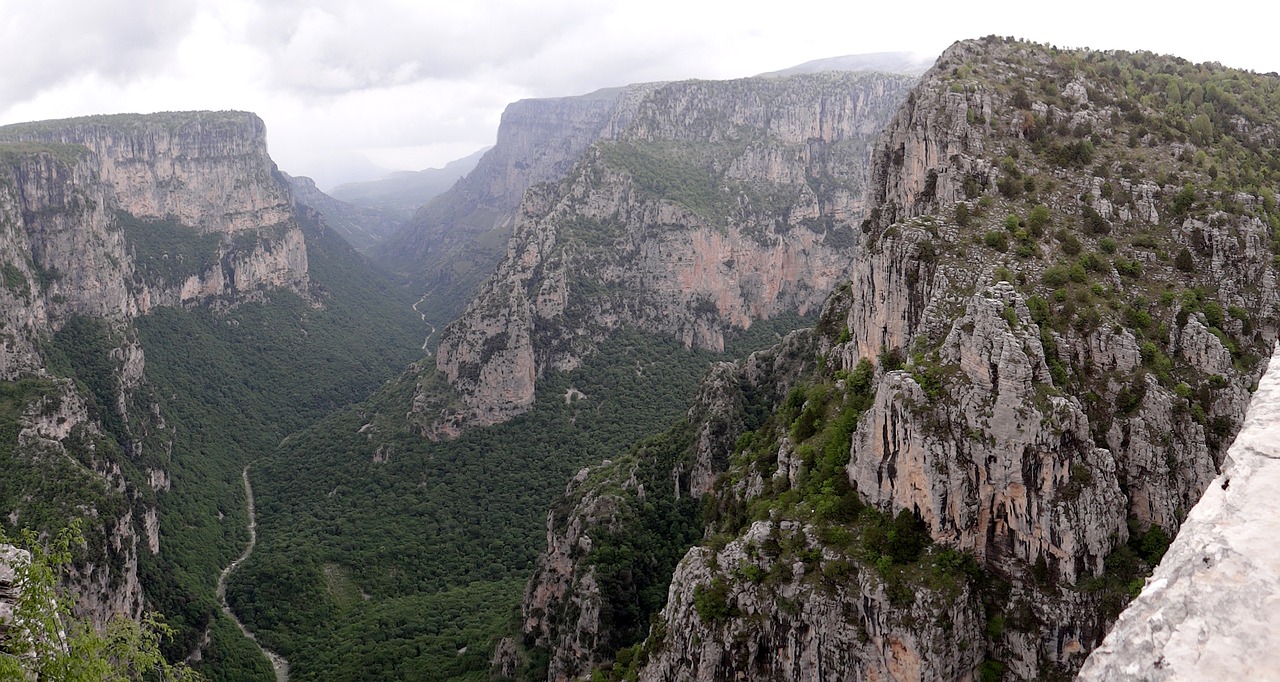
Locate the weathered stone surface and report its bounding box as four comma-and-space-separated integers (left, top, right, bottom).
0, 112, 293, 234
1080, 348, 1280, 680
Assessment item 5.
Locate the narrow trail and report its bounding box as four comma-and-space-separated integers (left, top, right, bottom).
217, 466, 290, 682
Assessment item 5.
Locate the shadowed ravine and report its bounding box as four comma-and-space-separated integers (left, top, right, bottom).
217, 466, 290, 681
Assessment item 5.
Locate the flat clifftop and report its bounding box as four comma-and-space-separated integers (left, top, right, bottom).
1079, 348, 1280, 680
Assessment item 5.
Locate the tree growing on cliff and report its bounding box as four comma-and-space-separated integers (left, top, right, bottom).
0, 522, 201, 681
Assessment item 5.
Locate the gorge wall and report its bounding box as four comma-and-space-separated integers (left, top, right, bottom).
374, 86, 655, 323
429, 71, 917, 435
514, 36, 1280, 681
0, 111, 312, 628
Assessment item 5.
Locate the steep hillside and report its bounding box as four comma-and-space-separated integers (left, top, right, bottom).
0, 110, 310, 632
329, 147, 487, 221
0, 111, 426, 680
285, 173, 403, 252
520, 36, 1280, 681
430, 71, 916, 434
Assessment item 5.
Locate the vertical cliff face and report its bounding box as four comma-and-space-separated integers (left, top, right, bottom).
430, 71, 916, 433
0, 112, 293, 234
0, 112, 310, 312
519, 37, 1280, 681
0, 112, 314, 631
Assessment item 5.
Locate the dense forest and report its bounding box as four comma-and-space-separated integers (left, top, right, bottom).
227, 313, 812, 680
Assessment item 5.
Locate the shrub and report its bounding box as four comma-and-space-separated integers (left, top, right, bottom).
1100, 237, 1118, 254
984, 231, 1009, 252
1083, 205, 1111, 234
1175, 247, 1195, 272
1059, 232, 1082, 255
1028, 204, 1051, 232
1173, 184, 1196, 216
693, 578, 734, 623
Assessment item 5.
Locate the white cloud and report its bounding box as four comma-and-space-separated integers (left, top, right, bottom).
2, 0, 1276, 188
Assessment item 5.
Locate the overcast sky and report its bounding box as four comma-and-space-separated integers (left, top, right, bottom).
3, 0, 1277, 190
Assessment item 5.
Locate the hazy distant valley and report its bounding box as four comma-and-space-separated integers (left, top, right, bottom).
2, 36, 1280, 682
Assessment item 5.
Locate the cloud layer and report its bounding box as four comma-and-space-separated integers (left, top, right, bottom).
3, 0, 1276, 189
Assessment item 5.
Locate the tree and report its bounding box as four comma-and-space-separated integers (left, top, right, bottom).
0, 523, 201, 681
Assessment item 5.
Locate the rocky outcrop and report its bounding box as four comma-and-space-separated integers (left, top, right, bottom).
638, 521, 984, 682
1078, 348, 1280, 680
432, 71, 916, 431
0, 544, 29, 647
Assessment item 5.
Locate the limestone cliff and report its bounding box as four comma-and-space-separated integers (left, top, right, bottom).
0, 111, 314, 631
432, 71, 916, 433
519, 37, 1280, 681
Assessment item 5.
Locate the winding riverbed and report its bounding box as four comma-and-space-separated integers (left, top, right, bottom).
217, 466, 290, 681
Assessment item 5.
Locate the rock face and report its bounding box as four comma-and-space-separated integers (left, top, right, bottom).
0, 544, 30, 646
638, 521, 984, 682
1078, 348, 1280, 680
429, 71, 916, 433
519, 37, 1280, 680
0, 112, 310, 316
0, 112, 293, 234
0, 111, 313, 630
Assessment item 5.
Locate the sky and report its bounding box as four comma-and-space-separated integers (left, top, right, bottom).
3, 0, 1278, 190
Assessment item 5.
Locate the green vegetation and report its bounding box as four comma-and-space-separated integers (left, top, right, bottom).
597, 141, 734, 222
131, 211, 426, 679
2, 262, 29, 298
117, 212, 225, 284
228, 326, 760, 679
0, 141, 91, 167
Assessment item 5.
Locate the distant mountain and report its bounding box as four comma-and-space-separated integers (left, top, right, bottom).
329, 147, 488, 222
284, 173, 402, 253
758, 50, 936, 77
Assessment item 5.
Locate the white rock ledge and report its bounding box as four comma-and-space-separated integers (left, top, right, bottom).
1078, 348, 1280, 680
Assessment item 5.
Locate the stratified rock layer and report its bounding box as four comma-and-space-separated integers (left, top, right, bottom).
0, 111, 312, 629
